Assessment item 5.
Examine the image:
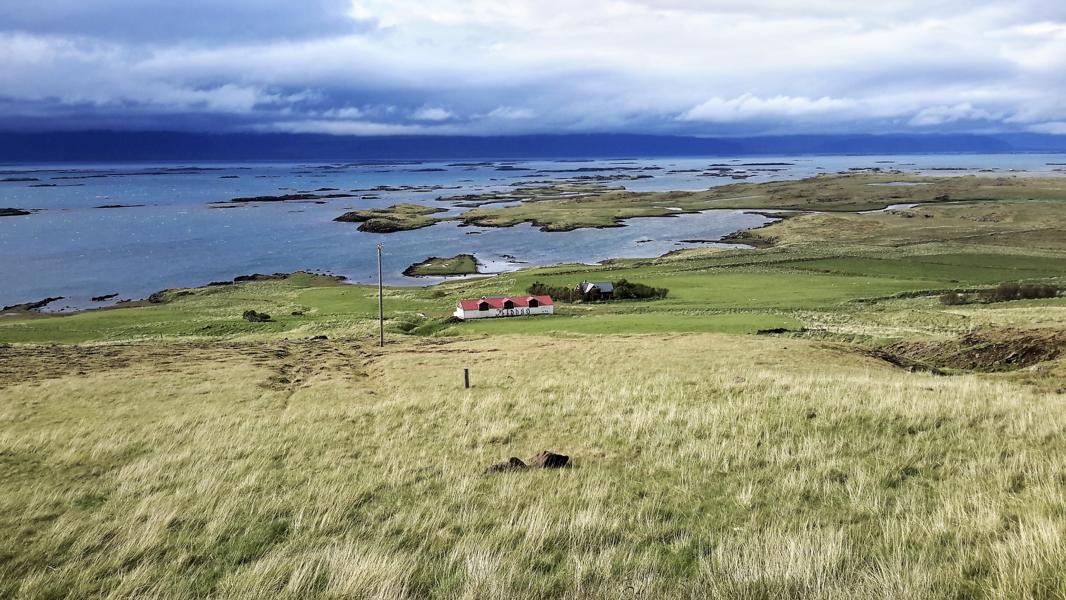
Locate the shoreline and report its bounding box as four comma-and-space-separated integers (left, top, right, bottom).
1, 208, 780, 315
0, 231, 765, 318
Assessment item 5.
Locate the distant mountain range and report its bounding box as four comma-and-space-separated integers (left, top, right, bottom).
1, 131, 1064, 162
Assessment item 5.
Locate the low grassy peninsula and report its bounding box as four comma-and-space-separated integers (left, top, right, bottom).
457, 172, 1066, 231
333, 203, 446, 233
0, 207, 31, 217
402, 254, 480, 277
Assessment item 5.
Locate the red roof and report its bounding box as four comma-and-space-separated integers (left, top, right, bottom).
458, 296, 553, 310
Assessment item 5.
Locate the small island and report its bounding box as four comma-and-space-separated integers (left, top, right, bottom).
0, 208, 31, 217
334, 203, 446, 233
403, 254, 480, 277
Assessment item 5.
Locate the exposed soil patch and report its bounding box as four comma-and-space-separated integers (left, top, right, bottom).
874, 328, 1066, 373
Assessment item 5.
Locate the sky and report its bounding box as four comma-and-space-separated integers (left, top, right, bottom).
1, 0, 1064, 137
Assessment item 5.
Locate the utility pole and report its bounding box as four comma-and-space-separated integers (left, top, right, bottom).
377, 243, 384, 347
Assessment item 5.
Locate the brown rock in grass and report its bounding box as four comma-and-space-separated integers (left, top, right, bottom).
529, 451, 569, 469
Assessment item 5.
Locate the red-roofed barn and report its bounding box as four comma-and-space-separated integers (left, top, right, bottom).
454, 296, 554, 320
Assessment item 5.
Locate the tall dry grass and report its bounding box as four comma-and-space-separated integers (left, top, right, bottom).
2, 334, 1065, 599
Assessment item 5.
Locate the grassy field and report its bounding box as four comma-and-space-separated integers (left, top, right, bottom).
2, 174, 1066, 598
4, 245, 1060, 344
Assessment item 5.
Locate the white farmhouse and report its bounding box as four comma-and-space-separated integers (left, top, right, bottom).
454, 296, 554, 320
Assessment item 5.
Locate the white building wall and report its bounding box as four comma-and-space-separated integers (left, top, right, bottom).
454, 305, 554, 320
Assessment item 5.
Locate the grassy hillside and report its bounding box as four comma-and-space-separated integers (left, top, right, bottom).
2, 335, 1065, 598
2, 174, 1065, 598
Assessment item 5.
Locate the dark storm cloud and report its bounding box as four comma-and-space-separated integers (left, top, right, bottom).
0, 1, 1064, 135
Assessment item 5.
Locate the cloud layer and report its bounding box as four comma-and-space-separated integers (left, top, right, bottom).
0, 0, 1063, 135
